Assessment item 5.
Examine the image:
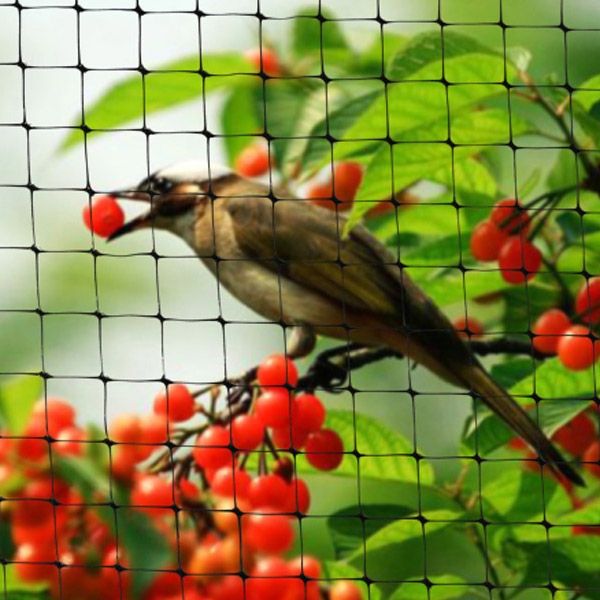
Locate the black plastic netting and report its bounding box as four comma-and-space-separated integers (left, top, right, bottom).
2, 1, 600, 600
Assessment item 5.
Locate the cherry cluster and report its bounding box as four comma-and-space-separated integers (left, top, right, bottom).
1, 355, 360, 600
470, 199, 542, 284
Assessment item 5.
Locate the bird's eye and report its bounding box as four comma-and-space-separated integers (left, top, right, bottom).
151, 177, 174, 194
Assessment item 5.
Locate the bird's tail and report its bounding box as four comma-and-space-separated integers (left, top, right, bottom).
466, 366, 584, 487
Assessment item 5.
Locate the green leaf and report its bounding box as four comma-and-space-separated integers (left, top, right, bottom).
0, 376, 42, 434
348, 509, 463, 561
327, 504, 415, 560
386, 30, 503, 82
115, 508, 174, 596
62, 53, 252, 149
220, 87, 263, 165
389, 575, 469, 600
401, 233, 469, 269
297, 410, 434, 485
291, 12, 348, 57
503, 536, 600, 593
430, 156, 498, 196
54, 455, 111, 502
490, 358, 535, 390
481, 470, 559, 523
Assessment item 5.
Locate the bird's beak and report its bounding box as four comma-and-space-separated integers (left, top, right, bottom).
107, 189, 153, 241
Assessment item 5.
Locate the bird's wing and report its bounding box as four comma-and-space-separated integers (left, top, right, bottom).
225, 196, 407, 317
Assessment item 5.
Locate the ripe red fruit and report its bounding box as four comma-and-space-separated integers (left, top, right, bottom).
138, 413, 169, 445
231, 414, 265, 451
235, 144, 272, 178
192, 425, 232, 470
583, 440, 600, 478
490, 198, 531, 234
332, 162, 363, 203
248, 474, 290, 512
293, 393, 326, 433
304, 429, 344, 471
109, 413, 141, 444
470, 220, 508, 262
245, 47, 281, 76
271, 425, 309, 450
330, 581, 364, 600
254, 388, 293, 429
257, 354, 299, 387
557, 325, 599, 371
243, 512, 295, 554
82, 195, 125, 238
532, 309, 572, 355
247, 557, 291, 600
452, 316, 484, 339
131, 474, 174, 509
553, 412, 596, 457
31, 398, 75, 437
306, 181, 339, 212
153, 384, 195, 423
53, 426, 86, 456
576, 278, 600, 324
13, 542, 56, 583
17, 415, 48, 462
288, 555, 321, 579
210, 466, 251, 499
497, 236, 542, 284
286, 477, 311, 514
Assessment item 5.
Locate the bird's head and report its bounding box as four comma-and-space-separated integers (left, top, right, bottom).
107, 160, 236, 242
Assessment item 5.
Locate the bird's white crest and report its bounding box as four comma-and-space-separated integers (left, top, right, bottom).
155, 160, 232, 184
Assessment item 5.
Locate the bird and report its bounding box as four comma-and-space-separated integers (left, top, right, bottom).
107, 159, 583, 486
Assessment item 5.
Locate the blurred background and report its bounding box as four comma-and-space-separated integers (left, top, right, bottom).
0, 0, 599, 475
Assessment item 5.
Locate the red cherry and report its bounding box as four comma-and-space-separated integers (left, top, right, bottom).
245, 47, 281, 76
235, 144, 272, 178
498, 236, 542, 284
304, 429, 344, 471
452, 316, 484, 339
130, 474, 175, 508
231, 414, 265, 451
83, 195, 125, 238
109, 414, 141, 444
330, 581, 364, 600
255, 388, 293, 429
192, 425, 232, 471
293, 394, 326, 433
248, 474, 290, 512
271, 425, 309, 450
13, 542, 57, 583
31, 398, 75, 437
583, 440, 600, 478
285, 477, 311, 514
532, 309, 572, 355
332, 162, 363, 203
153, 384, 195, 423
470, 220, 508, 262
306, 181, 339, 212
247, 557, 291, 600
576, 278, 600, 324
557, 325, 600, 371
210, 466, 251, 500
553, 412, 596, 457
257, 354, 298, 387
243, 511, 295, 554
17, 415, 48, 462
490, 198, 531, 234
53, 426, 86, 457
139, 413, 169, 445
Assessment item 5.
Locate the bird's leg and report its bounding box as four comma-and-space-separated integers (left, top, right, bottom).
300, 344, 402, 391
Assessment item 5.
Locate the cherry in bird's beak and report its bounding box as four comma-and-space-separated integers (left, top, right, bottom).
106, 189, 154, 242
